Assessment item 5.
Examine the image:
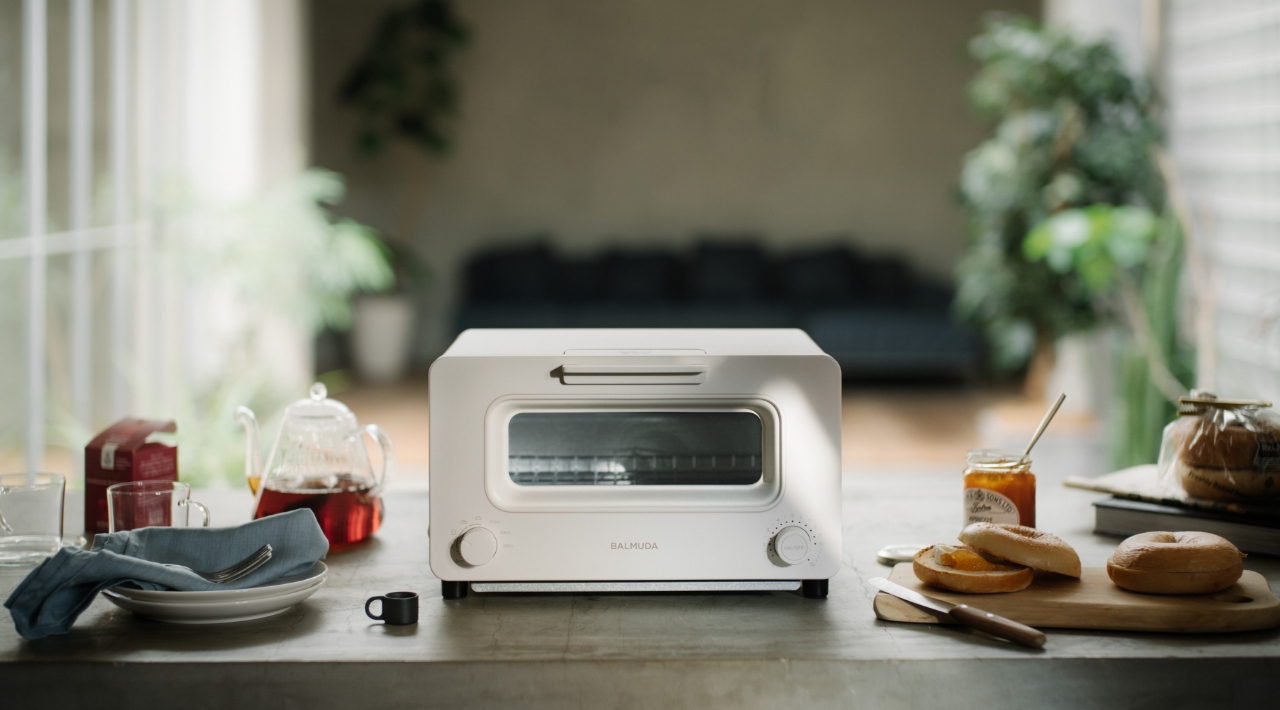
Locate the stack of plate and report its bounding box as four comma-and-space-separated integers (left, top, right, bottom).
103, 561, 327, 624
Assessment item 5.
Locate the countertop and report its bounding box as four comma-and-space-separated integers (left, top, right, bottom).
4, 473, 1280, 709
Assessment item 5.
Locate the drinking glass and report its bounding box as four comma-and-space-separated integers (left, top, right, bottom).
0, 473, 67, 567
107, 481, 211, 533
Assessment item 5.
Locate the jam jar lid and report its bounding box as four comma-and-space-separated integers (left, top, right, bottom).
965, 448, 1031, 472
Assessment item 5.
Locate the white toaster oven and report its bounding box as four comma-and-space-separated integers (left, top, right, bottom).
428, 328, 842, 599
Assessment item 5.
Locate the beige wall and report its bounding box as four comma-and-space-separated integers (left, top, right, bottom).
311, 0, 1039, 358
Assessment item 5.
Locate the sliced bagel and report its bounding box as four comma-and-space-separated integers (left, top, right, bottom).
1175, 459, 1280, 501
1172, 414, 1280, 470
959, 523, 1082, 577
912, 544, 1033, 594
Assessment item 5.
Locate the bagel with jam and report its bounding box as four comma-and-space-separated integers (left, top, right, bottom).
912, 523, 1080, 594
912, 544, 1033, 593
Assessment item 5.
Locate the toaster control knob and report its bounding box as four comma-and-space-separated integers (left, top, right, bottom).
773, 526, 810, 565
457, 527, 498, 566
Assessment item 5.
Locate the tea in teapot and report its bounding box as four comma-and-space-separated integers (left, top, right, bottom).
255, 472, 381, 548
237, 383, 394, 549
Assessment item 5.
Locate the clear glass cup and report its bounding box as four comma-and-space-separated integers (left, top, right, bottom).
107, 481, 211, 533
0, 472, 67, 567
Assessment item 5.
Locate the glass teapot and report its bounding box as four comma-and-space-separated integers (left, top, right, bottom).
236, 383, 394, 549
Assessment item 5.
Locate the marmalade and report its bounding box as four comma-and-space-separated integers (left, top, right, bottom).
962, 448, 1035, 528
934, 545, 1018, 572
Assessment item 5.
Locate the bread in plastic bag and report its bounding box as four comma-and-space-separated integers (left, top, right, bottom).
1157, 393, 1280, 501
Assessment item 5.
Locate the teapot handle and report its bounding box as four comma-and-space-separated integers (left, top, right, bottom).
362, 424, 395, 498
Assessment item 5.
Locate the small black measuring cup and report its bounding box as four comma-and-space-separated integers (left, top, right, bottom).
365, 591, 419, 625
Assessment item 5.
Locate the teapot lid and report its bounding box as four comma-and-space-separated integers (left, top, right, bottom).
283, 382, 356, 422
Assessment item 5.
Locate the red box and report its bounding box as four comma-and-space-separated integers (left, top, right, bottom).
85, 419, 178, 534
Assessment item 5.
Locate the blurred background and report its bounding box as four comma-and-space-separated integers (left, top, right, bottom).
2, 0, 1278, 492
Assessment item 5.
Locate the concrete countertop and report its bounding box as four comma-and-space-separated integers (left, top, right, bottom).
4, 473, 1280, 709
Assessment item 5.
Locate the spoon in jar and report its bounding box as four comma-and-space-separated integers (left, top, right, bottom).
1023, 393, 1067, 457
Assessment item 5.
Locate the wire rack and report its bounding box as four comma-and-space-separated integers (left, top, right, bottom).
508, 453, 762, 486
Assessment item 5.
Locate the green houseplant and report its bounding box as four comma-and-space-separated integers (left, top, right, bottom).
337, 0, 467, 240
955, 15, 1193, 466
1023, 203, 1193, 465
338, 0, 469, 156
335, 0, 467, 381
167, 169, 395, 485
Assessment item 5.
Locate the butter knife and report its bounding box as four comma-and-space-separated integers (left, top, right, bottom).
869, 576, 1046, 648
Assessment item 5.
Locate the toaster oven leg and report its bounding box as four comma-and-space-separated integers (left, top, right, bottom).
802, 579, 828, 599
441, 581, 468, 600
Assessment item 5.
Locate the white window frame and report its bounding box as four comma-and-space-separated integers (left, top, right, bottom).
9, 0, 309, 476
9, 0, 144, 472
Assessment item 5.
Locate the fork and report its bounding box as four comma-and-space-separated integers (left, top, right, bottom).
162, 544, 273, 584
0, 486, 14, 533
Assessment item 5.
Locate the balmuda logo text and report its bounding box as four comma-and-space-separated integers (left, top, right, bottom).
611, 542, 659, 550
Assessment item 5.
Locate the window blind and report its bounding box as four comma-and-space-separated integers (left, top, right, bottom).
1168, 0, 1280, 403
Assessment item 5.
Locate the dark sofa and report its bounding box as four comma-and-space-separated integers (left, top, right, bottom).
455, 241, 980, 379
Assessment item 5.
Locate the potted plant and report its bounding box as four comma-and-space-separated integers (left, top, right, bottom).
954, 15, 1193, 465
167, 168, 396, 484
337, 0, 468, 383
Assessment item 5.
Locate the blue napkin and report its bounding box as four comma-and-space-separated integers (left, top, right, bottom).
5, 508, 328, 640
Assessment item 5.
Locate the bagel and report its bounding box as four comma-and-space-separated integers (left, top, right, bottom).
1174, 458, 1280, 501
1172, 415, 1280, 470
958, 522, 1081, 577
1107, 531, 1245, 595
912, 544, 1033, 594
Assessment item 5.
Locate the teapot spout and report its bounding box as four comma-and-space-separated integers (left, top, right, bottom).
235, 406, 264, 494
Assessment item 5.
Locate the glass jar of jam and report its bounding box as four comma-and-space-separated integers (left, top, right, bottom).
962, 448, 1035, 528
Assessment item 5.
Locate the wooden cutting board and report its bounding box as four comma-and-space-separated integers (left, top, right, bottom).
873, 563, 1280, 633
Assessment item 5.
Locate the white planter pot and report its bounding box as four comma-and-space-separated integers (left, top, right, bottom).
352, 295, 416, 383
1047, 329, 1116, 420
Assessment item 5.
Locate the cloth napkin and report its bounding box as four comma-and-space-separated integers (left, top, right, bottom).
5, 508, 328, 640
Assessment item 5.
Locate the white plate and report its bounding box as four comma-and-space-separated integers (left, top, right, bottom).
107, 562, 327, 603
106, 573, 325, 609
103, 581, 324, 624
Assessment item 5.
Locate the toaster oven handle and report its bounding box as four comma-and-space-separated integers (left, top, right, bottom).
556, 364, 707, 385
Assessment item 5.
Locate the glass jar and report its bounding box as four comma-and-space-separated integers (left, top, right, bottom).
962, 448, 1035, 528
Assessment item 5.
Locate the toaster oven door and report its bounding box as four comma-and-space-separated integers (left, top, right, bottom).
484, 398, 782, 512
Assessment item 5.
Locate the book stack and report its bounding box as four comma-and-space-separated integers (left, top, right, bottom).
1066, 465, 1280, 556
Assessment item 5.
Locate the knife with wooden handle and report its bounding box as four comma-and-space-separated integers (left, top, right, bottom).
869, 576, 1047, 648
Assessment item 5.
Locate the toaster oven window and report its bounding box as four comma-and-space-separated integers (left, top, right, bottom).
508, 412, 763, 485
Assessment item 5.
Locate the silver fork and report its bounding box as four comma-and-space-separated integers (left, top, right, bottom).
162, 544, 273, 584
